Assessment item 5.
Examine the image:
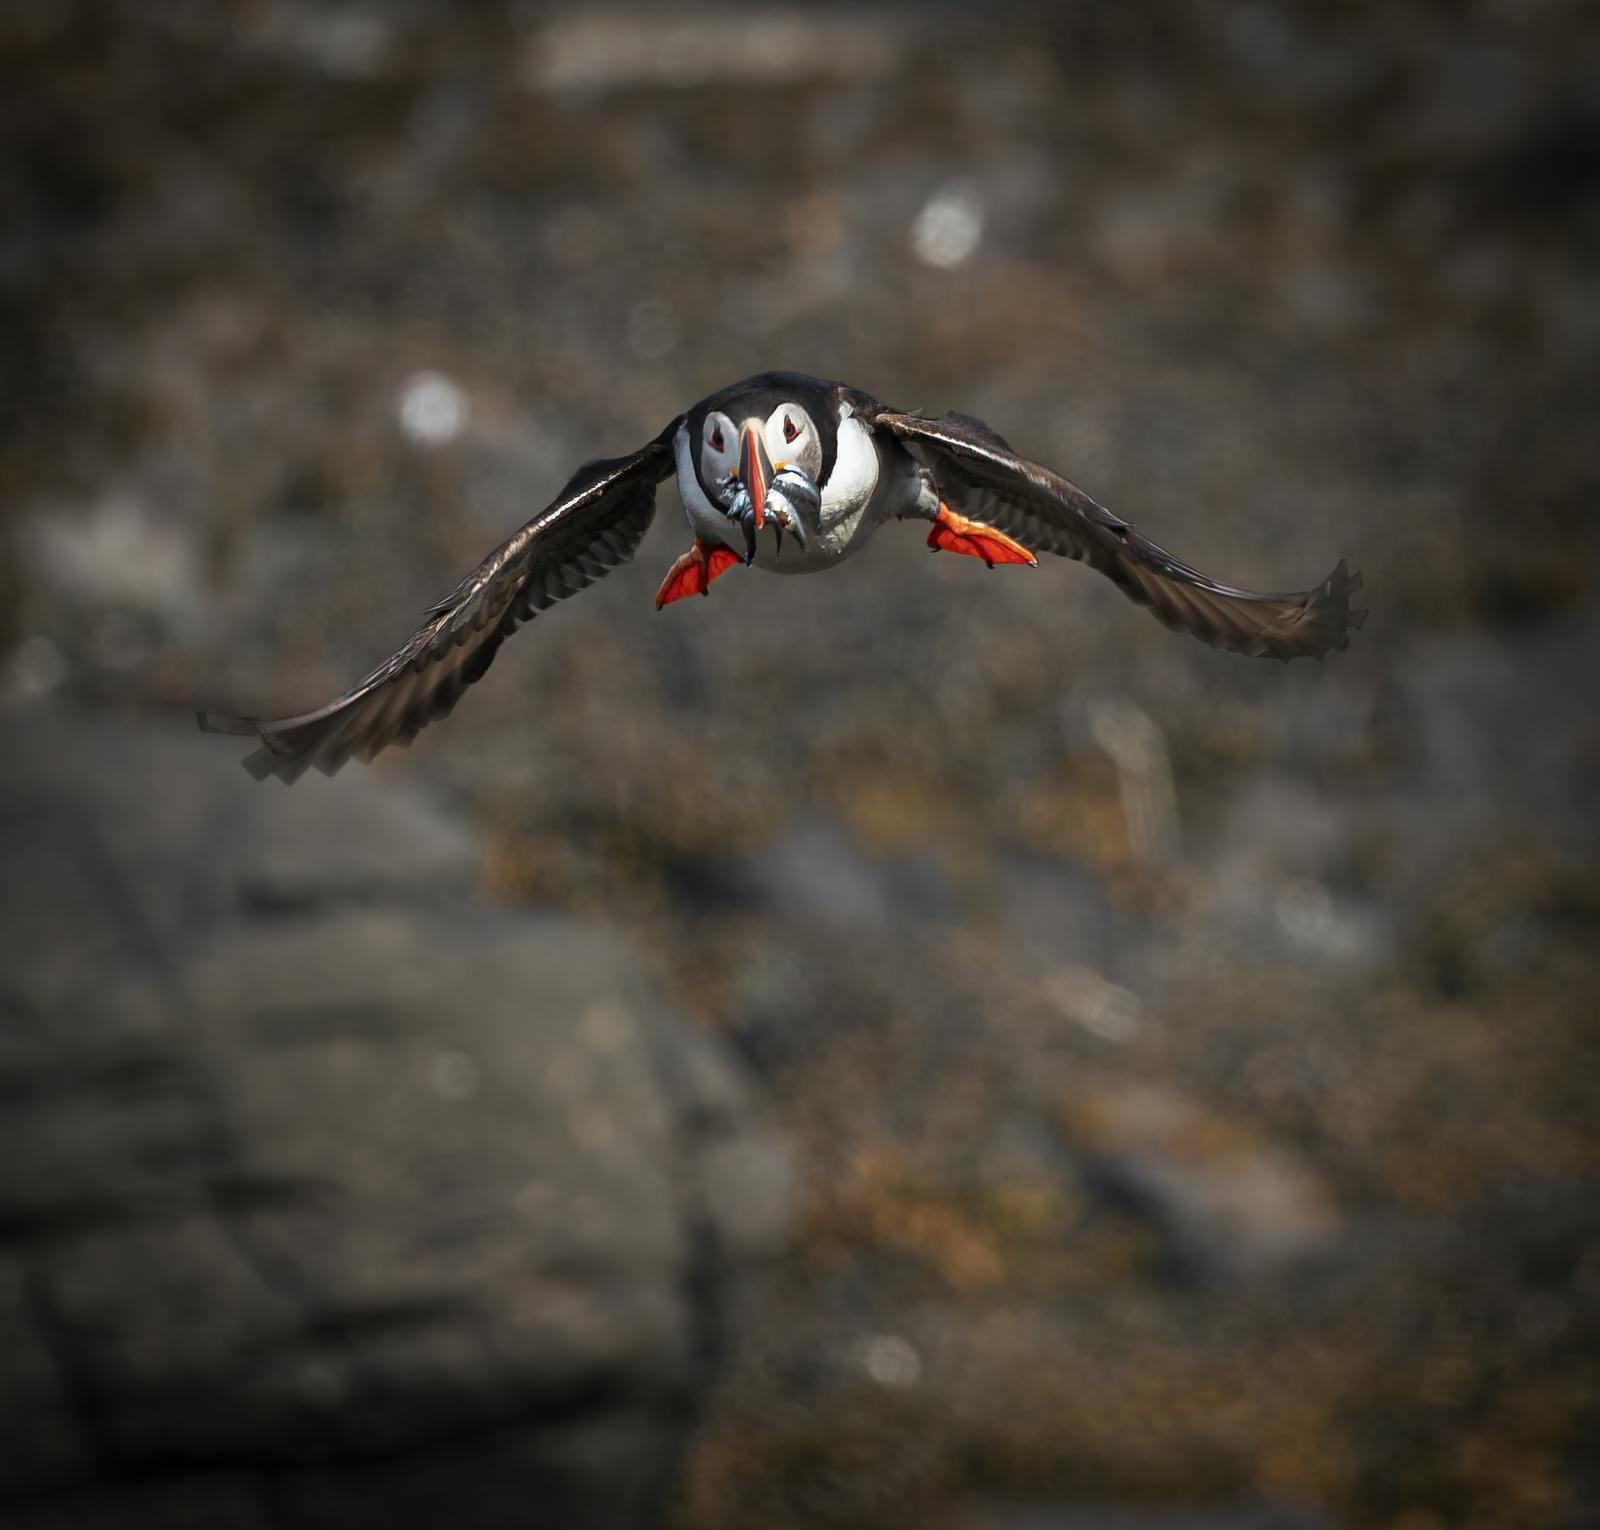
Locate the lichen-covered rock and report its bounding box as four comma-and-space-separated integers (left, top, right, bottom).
0, 706, 794, 1530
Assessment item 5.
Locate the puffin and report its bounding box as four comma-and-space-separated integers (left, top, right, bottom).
200, 371, 1366, 782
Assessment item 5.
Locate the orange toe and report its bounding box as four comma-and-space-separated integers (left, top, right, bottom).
704, 545, 740, 585
655, 541, 740, 609
927, 504, 1037, 568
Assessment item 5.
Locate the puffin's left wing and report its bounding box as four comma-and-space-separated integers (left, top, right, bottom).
200, 429, 677, 782
867, 404, 1365, 661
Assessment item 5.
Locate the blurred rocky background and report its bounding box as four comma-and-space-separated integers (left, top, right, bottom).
1, 2, 1597, 1528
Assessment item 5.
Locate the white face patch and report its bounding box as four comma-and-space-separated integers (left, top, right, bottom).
675, 420, 740, 552
762, 402, 822, 482
700, 409, 737, 487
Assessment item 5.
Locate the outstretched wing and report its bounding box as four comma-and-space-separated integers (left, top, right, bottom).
199, 429, 678, 782
869, 404, 1365, 661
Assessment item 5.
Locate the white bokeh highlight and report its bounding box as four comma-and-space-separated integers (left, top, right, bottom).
398, 371, 469, 446
910, 188, 984, 269
860, 1333, 922, 1389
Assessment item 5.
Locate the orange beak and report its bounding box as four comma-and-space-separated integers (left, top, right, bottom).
739, 424, 773, 531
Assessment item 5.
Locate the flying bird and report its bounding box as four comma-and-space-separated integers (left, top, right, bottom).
200, 371, 1366, 782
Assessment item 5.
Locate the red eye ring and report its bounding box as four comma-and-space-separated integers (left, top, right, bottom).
782, 415, 799, 444
709, 425, 725, 452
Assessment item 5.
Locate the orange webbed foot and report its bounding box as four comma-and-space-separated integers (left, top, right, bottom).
655, 539, 741, 609
926, 502, 1038, 569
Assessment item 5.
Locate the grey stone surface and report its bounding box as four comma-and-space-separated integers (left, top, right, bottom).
0, 704, 794, 1528
1076, 1082, 1341, 1281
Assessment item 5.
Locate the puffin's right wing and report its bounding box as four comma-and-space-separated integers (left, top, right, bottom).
200, 428, 678, 782
866, 402, 1365, 661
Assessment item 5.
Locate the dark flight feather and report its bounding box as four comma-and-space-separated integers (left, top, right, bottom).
199, 431, 677, 782
870, 405, 1366, 661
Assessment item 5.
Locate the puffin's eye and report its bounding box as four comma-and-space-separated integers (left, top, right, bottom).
709, 425, 725, 452
782, 415, 799, 444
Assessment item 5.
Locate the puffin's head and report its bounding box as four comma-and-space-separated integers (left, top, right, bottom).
690, 373, 838, 528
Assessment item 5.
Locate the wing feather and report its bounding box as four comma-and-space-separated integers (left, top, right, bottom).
200, 429, 677, 781
870, 406, 1366, 661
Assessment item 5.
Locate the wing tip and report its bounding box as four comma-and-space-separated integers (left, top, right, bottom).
197, 707, 260, 737
198, 706, 344, 784
241, 744, 285, 783
199, 709, 323, 785
1286, 558, 1367, 661
229, 729, 310, 784
1210, 558, 1367, 662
